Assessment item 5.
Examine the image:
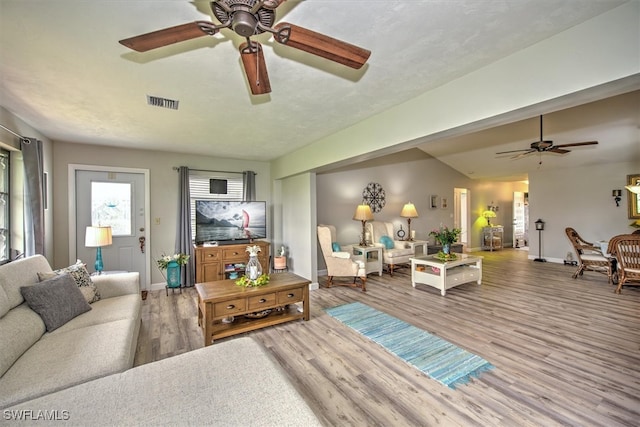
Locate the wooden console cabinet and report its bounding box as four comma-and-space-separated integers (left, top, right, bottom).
195, 241, 270, 283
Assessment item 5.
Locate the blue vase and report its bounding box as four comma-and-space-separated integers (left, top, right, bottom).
166, 260, 180, 288
442, 243, 451, 255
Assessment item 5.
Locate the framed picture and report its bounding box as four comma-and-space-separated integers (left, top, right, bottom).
628, 174, 640, 219
430, 195, 438, 209
441, 197, 448, 209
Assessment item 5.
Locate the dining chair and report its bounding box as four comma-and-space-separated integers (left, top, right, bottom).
565, 227, 614, 283
613, 234, 640, 294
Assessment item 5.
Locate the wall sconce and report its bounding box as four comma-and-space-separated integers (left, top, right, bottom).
612, 189, 622, 206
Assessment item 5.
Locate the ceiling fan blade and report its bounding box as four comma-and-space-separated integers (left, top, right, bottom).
496, 148, 531, 155
553, 141, 598, 148
119, 22, 215, 52
510, 150, 536, 159
548, 147, 570, 154
240, 42, 271, 95
273, 23, 371, 69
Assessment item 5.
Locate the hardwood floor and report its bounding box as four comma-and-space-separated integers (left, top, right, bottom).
134, 249, 640, 426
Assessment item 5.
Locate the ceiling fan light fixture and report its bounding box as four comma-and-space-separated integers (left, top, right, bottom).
232, 10, 258, 37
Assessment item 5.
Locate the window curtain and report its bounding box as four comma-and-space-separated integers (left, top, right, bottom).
243, 170, 256, 201
21, 138, 45, 256
176, 166, 195, 287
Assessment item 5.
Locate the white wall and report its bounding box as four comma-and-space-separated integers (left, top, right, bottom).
52, 141, 271, 284
278, 172, 318, 287
528, 161, 638, 262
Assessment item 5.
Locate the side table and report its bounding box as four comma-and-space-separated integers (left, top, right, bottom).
351, 245, 383, 276
404, 239, 428, 256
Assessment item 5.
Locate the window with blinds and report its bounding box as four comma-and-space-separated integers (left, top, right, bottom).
189, 171, 243, 239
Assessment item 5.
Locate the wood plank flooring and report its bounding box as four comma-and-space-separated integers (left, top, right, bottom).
134, 249, 640, 426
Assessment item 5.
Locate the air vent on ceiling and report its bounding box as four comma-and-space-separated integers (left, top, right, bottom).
146, 95, 179, 110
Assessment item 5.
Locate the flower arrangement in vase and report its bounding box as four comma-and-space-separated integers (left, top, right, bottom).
429, 225, 461, 259
156, 253, 190, 289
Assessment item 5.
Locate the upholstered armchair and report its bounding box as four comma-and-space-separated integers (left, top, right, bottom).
317, 225, 367, 291
366, 221, 414, 275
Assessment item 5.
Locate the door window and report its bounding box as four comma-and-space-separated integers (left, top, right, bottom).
91, 181, 132, 236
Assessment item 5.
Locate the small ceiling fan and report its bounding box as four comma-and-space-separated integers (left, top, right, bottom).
496, 115, 598, 159
118, 0, 371, 95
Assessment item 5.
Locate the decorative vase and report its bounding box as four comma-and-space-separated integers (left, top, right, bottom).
274, 256, 287, 271
442, 243, 451, 255
246, 254, 262, 280
166, 260, 180, 288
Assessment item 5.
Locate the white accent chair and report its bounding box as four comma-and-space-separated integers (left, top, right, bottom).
366, 221, 415, 275
317, 225, 367, 291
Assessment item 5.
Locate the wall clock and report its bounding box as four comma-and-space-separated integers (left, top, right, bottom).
362, 182, 386, 213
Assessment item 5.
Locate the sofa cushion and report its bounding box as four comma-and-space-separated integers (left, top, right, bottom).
20, 274, 92, 332
0, 318, 138, 408
380, 235, 394, 249
4, 337, 321, 426
0, 255, 52, 312
48, 294, 141, 335
38, 260, 101, 303
0, 286, 9, 319
0, 304, 45, 378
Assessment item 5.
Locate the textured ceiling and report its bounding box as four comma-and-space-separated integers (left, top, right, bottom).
0, 0, 637, 179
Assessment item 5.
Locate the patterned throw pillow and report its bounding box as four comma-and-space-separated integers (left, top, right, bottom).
38, 260, 101, 303
380, 235, 394, 250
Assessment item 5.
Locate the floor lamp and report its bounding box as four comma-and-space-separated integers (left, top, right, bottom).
533, 219, 546, 262
85, 226, 113, 274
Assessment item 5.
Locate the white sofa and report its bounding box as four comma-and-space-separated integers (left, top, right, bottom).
0, 255, 141, 408
1, 256, 321, 425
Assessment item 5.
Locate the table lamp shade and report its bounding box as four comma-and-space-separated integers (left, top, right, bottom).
401, 203, 418, 218
353, 204, 374, 221
85, 226, 113, 247
85, 226, 113, 274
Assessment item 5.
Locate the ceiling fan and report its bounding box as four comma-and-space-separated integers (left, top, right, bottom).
496, 115, 598, 159
118, 0, 371, 95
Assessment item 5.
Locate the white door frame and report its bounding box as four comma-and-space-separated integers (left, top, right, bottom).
68, 164, 151, 289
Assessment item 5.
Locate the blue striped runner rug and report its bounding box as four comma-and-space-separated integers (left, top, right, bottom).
325, 302, 494, 389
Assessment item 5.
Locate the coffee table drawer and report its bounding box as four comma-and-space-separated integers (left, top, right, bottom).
248, 293, 277, 310
277, 287, 303, 304
214, 299, 247, 317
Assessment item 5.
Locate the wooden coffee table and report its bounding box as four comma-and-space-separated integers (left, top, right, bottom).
196, 272, 310, 346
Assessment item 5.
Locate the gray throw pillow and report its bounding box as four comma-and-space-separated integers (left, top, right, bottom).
21, 273, 92, 332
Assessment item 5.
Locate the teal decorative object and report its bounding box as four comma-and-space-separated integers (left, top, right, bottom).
332, 242, 341, 252
380, 235, 394, 249
166, 260, 180, 288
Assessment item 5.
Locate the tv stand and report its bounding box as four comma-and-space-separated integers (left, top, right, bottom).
216, 239, 250, 246
195, 241, 270, 283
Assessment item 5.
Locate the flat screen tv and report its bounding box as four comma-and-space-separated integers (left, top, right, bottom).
195, 200, 267, 244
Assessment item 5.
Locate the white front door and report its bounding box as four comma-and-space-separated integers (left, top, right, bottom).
72, 167, 149, 287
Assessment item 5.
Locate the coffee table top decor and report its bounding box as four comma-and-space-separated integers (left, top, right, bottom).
235, 273, 270, 287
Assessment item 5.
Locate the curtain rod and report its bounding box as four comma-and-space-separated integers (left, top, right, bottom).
0, 124, 29, 142
172, 167, 255, 175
